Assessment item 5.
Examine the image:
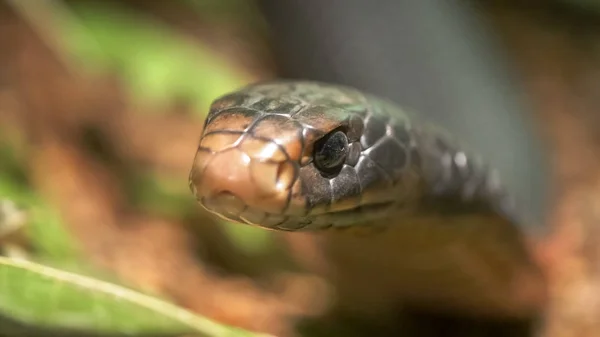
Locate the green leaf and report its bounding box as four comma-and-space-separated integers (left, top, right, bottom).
0, 257, 269, 337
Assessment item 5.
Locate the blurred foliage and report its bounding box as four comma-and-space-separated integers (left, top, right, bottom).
183, 0, 268, 29
60, 1, 252, 117
0, 140, 80, 266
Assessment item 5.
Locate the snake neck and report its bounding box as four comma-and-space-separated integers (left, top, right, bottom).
409, 125, 516, 222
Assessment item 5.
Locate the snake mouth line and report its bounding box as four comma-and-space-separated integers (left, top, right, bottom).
199, 190, 397, 231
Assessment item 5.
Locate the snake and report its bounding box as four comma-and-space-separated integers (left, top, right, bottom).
188, 81, 547, 318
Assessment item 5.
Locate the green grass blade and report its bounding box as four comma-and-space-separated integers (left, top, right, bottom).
0, 257, 270, 337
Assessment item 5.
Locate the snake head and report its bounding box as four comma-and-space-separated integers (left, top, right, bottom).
189, 81, 419, 231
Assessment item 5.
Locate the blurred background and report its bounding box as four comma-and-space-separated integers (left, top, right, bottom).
1, 1, 600, 336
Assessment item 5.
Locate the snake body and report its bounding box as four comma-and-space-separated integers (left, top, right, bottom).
189, 81, 545, 316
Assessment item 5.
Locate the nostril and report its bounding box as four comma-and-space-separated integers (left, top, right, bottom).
212, 191, 247, 215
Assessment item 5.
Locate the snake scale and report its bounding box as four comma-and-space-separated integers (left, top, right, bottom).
189, 81, 546, 318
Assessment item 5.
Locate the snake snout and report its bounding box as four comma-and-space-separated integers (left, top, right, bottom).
191, 148, 263, 207
189, 134, 302, 225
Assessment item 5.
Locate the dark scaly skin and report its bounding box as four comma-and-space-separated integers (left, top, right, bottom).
189, 81, 547, 317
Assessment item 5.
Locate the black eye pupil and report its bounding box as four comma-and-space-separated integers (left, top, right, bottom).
314, 131, 349, 174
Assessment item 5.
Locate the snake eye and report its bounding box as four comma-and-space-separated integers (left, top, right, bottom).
314, 130, 349, 175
